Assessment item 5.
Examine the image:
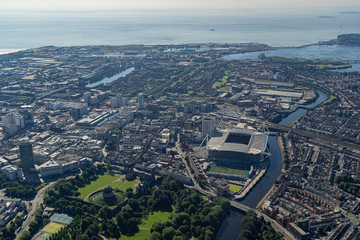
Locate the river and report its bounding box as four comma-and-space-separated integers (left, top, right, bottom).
85, 67, 134, 88
216, 90, 328, 240
278, 90, 328, 126
215, 136, 282, 240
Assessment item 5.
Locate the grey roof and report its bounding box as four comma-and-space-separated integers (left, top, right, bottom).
208, 127, 268, 154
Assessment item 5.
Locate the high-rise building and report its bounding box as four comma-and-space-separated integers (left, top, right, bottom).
116, 94, 123, 107
110, 94, 124, 109
19, 142, 35, 173
2, 113, 25, 128
202, 118, 214, 139
138, 93, 144, 109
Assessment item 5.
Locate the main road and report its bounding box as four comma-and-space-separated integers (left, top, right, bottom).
16, 182, 55, 238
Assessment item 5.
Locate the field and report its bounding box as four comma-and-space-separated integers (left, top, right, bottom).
229, 183, 243, 193
308, 63, 351, 69
120, 207, 175, 239
41, 222, 65, 234
209, 165, 248, 177
212, 77, 228, 89
321, 95, 336, 106
139, 207, 175, 229
118, 180, 139, 192
77, 174, 121, 199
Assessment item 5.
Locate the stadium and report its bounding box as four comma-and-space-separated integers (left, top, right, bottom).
207, 127, 269, 168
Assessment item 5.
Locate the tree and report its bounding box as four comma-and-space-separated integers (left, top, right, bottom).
173, 213, 191, 227
80, 217, 92, 232
162, 226, 176, 240
116, 212, 124, 227
18, 231, 31, 240
121, 205, 133, 220
152, 221, 166, 233
150, 231, 162, 240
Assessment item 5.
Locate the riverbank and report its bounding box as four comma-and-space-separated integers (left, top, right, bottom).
216, 136, 283, 240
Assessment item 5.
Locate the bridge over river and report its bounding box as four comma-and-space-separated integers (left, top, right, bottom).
230, 201, 295, 240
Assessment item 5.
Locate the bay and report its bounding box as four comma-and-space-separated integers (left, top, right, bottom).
1, 9, 360, 49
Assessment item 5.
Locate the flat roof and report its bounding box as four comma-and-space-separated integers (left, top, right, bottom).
254, 89, 303, 98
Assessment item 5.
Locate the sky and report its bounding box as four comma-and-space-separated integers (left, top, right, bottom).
1, 0, 360, 11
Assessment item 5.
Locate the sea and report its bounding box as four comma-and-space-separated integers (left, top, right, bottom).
1, 8, 360, 50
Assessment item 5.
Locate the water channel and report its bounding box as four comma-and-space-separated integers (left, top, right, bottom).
216, 90, 328, 240
85, 67, 135, 88
278, 90, 328, 126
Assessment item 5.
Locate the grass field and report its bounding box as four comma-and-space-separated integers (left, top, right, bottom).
121, 207, 175, 239
209, 165, 248, 177
139, 207, 175, 229
109, 179, 124, 189
212, 79, 228, 89
229, 183, 243, 193
41, 222, 65, 234
77, 174, 120, 199
321, 95, 336, 106
35, 232, 51, 240
119, 229, 151, 240
308, 63, 351, 69
118, 180, 139, 192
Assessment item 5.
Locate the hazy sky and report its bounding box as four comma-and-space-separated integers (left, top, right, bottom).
2, 0, 360, 11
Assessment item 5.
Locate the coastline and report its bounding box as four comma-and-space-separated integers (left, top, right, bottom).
0, 49, 25, 55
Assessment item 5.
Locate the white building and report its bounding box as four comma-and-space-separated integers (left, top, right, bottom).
1, 165, 23, 181
2, 113, 25, 129
201, 118, 214, 139
138, 93, 144, 109
39, 161, 63, 178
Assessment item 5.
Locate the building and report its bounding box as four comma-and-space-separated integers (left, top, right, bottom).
287, 222, 311, 240
207, 127, 269, 168
70, 104, 88, 120
116, 93, 123, 107
39, 161, 63, 178
83, 92, 94, 106
138, 93, 144, 109
19, 142, 36, 173
1, 165, 23, 181
201, 118, 214, 139
2, 112, 25, 128
110, 93, 124, 109
1, 112, 26, 135
0, 199, 22, 226
110, 97, 118, 109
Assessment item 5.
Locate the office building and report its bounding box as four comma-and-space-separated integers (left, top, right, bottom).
138, 93, 144, 109
19, 142, 35, 173
201, 118, 214, 139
